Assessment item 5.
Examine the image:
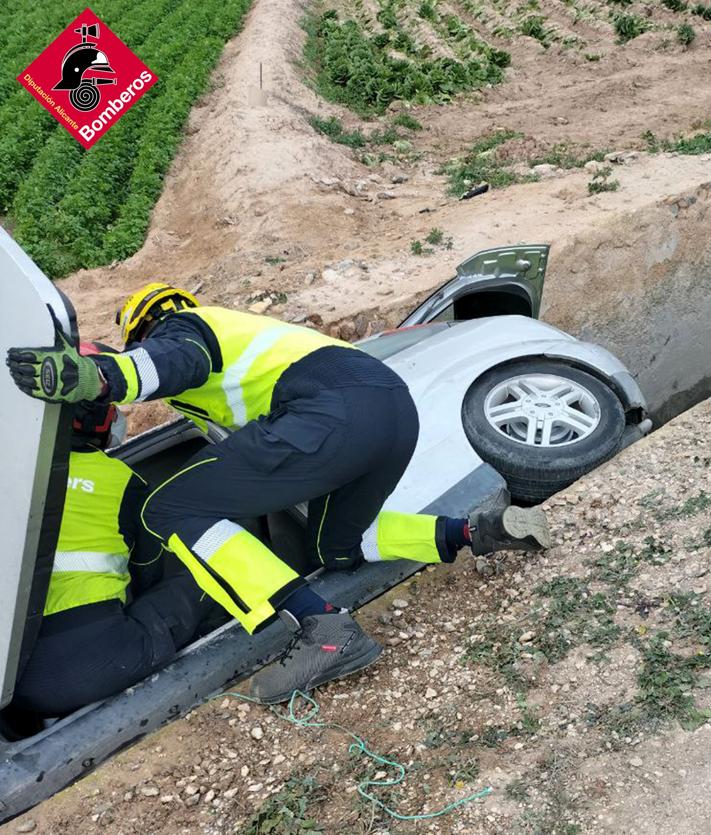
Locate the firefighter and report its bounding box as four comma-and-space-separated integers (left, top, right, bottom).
7, 288, 550, 705
11, 343, 211, 716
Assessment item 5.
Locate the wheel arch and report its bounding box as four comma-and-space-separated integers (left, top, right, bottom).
462, 350, 647, 425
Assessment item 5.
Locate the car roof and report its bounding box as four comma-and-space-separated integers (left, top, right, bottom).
0, 227, 74, 708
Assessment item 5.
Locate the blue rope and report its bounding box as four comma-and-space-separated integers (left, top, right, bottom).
216, 689, 492, 822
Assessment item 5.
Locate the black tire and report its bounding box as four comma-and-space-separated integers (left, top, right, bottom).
462, 360, 626, 503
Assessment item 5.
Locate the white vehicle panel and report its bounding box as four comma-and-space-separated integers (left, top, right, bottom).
0, 227, 70, 707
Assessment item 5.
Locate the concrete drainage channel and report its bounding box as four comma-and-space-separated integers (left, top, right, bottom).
544, 182, 711, 431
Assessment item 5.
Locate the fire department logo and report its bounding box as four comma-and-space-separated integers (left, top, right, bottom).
53, 21, 116, 113
17, 8, 158, 149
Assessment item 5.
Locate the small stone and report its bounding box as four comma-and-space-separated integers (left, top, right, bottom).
140, 786, 159, 797
377, 191, 397, 199
251, 725, 264, 740
184, 784, 200, 796
391, 174, 409, 184
321, 268, 341, 282
16, 821, 37, 833
344, 208, 355, 215
531, 163, 559, 179
273, 754, 286, 765
248, 783, 263, 793
241, 765, 250, 777
248, 299, 272, 315
185, 794, 200, 807
203, 789, 216, 803
160, 794, 174, 803
519, 631, 535, 644
392, 598, 409, 609
629, 757, 644, 768
425, 687, 438, 700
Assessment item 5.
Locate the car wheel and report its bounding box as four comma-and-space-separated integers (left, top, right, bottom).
462, 360, 626, 503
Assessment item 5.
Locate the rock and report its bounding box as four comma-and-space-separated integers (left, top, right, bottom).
531, 163, 560, 179
339, 320, 356, 341
248, 783, 264, 792
353, 313, 369, 338
185, 794, 200, 807
475, 557, 495, 576
391, 174, 409, 184
251, 726, 264, 741
140, 786, 159, 797
184, 784, 199, 796
304, 271, 317, 285
425, 687, 438, 700
584, 160, 605, 173
377, 191, 397, 199
248, 298, 272, 315
224, 786, 240, 799
241, 765, 250, 777
16, 821, 37, 833
392, 598, 409, 609
203, 789, 216, 803
629, 756, 644, 767
322, 268, 341, 283
160, 794, 175, 803
273, 754, 286, 765
519, 631, 536, 643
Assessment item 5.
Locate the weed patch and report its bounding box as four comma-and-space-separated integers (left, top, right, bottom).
440, 130, 532, 195
244, 775, 325, 834
309, 115, 366, 148
677, 23, 696, 45
587, 166, 619, 194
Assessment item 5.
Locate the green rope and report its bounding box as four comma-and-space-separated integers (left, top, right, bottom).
216, 689, 492, 822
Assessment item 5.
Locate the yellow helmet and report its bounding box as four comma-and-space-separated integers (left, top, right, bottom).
116, 282, 199, 344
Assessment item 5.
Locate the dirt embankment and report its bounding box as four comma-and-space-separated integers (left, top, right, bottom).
8, 398, 711, 834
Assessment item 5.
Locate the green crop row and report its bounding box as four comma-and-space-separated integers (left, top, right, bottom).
302, 8, 506, 116
0, 0, 251, 278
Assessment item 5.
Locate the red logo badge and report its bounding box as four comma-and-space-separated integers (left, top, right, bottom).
17, 7, 158, 149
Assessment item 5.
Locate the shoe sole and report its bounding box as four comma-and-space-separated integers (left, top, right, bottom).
255, 641, 384, 705
502, 506, 551, 549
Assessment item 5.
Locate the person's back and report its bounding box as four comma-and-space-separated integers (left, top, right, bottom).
12, 344, 212, 717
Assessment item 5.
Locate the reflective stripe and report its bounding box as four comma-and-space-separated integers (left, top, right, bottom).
53, 550, 129, 575
360, 511, 441, 564
110, 353, 140, 404
192, 519, 245, 561
361, 521, 382, 563
222, 325, 295, 427
127, 347, 160, 401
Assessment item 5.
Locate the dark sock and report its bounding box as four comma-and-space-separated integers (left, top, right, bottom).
280, 585, 336, 623
444, 517, 472, 557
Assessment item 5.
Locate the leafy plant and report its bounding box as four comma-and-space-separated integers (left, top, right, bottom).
393, 112, 423, 131
244, 776, 325, 834
663, 0, 688, 10
677, 23, 696, 44
692, 2, 711, 19
309, 115, 367, 147
613, 13, 650, 43
587, 166, 619, 194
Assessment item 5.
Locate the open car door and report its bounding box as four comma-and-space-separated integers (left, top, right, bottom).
0, 228, 75, 711
400, 244, 549, 326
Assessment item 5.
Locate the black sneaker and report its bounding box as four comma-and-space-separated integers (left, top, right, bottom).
469, 505, 551, 556
249, 611, 383, 705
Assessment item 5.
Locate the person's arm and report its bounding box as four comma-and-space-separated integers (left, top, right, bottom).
92, 314, 214, 405
119, 473, 165, 594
